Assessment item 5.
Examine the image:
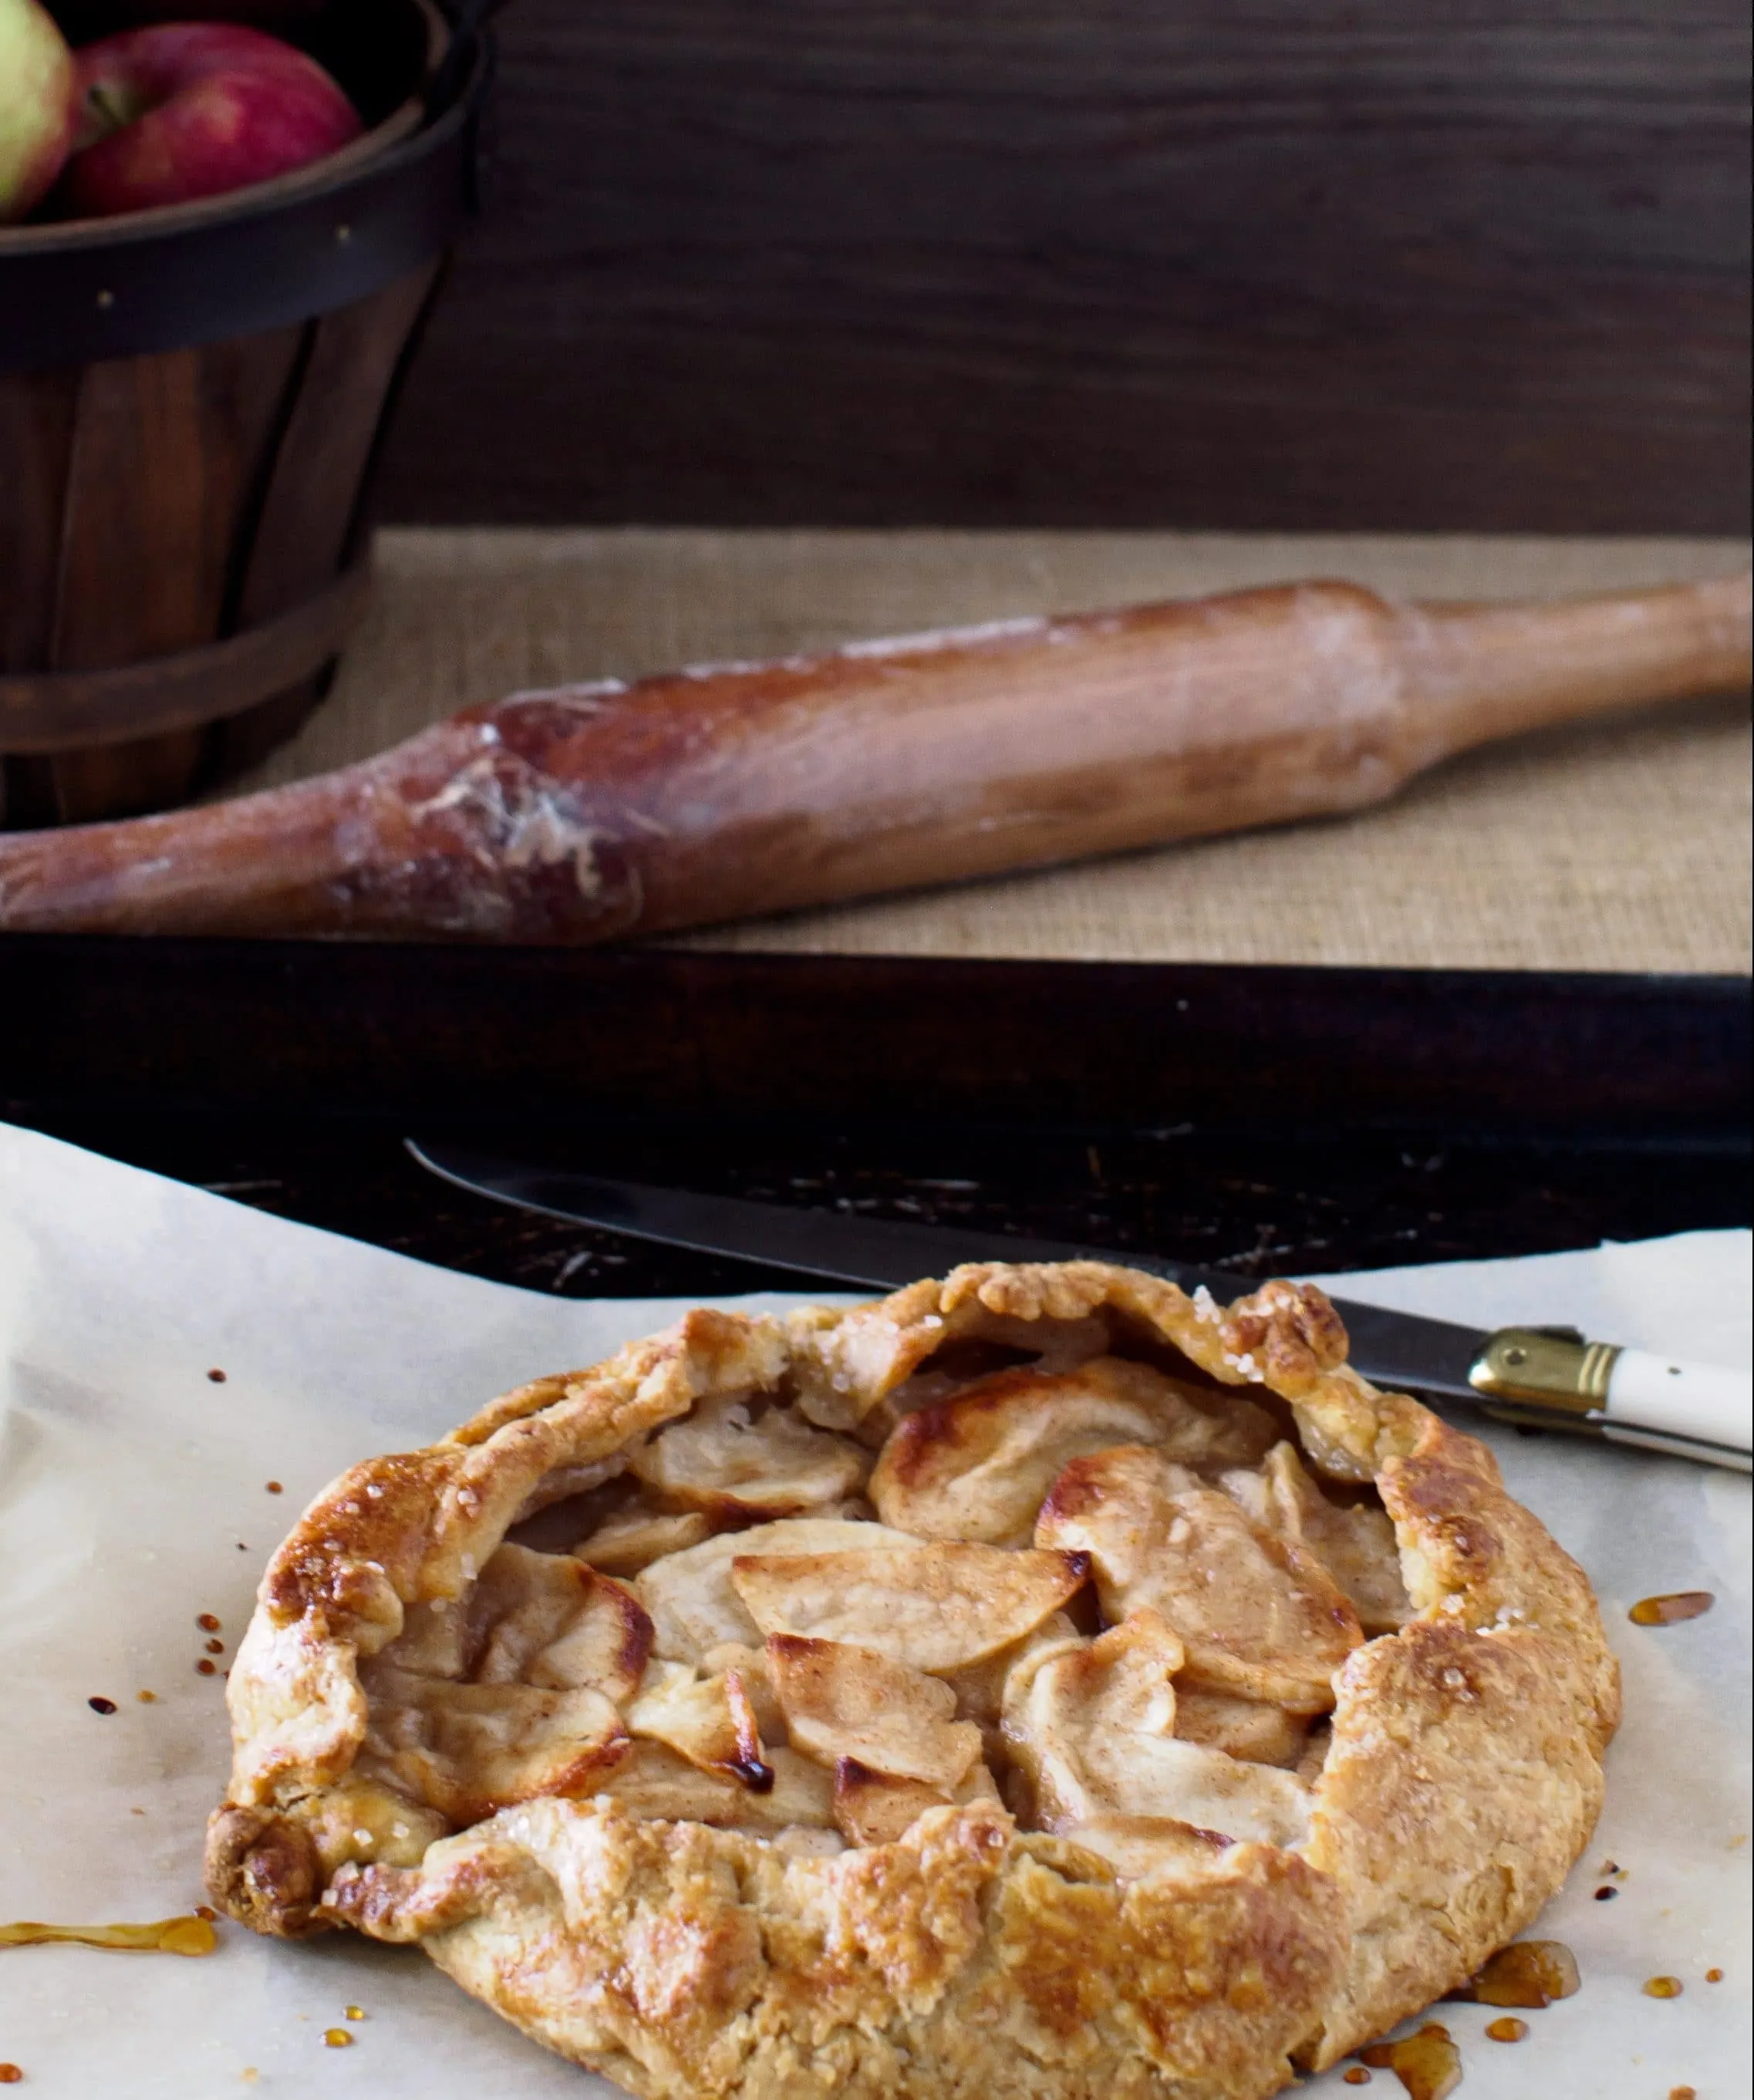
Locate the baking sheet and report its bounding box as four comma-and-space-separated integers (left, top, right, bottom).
0, 1121, 1746, 2097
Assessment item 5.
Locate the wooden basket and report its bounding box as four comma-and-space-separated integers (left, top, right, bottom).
0, 0, 489, 828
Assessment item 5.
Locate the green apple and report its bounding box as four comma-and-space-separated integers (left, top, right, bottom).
0, 0, 76, 224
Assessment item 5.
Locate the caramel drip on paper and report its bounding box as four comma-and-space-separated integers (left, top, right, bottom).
1447, 1937, 1580, 2007
1630, 1591, 1715, 1626
1357, 2022, 1462, 2100
0, 1915, 217, 1956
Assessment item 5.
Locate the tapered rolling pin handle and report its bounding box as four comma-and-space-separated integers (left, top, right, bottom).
1402, 571, 1752, 755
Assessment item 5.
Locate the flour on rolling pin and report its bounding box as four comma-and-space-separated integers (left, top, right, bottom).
0, 571, 1746, 942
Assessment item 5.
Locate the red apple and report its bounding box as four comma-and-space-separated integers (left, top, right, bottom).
0, 0, 78, 224
62, 22, 362, 219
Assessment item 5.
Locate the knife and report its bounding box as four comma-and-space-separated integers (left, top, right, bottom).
407, 1139, 1752, 1472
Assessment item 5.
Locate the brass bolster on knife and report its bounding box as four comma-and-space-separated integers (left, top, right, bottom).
1467, 1326, 1621, 1417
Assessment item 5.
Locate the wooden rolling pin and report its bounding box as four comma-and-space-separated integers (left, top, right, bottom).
0, 572, 1746, 941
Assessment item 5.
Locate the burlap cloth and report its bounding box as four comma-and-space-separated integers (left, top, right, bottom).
240, 530, 1752, 972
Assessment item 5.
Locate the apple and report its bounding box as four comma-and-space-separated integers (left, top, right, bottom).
62, 21, 362, 219
0, 0, 78, 224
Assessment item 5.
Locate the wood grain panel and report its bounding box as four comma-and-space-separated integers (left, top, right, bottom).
379, 0, 1751, 531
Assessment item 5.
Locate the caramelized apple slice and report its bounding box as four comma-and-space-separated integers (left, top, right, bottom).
573, 1505, 712, 1576
375, 1542, 652, 1704
1223, 1442, 1412, 1634
831, 1754, 1003, 1847
936, 1612, 1084, 1729
629, 1393, 870, 1519
625, 1658, 771, 1784
767, 1635, 983, 1788
1172, 1689, 1309, 1769
593, 1739, 835, 1832
1000, 1610, 1180, 1825
359, 1666, 626, 1824
632, 1515, 918, 1664
697, 1640, 786, 1739
870, 1357, 1273, 1546
791, 1301, 1114, 1432
730, 1541, 1090, 1671
1059, 1813, 1238, 1880
1037, 1444, 1360, 1709
471, 1551, 652, 1701
1001, 1613, 1313, 1846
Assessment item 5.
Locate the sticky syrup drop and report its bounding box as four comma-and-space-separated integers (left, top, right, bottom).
344, 2006, 366, 2021
1343, 2071, 1371, 2087
0, 1915, 216, 1956
0, 2068, 21, 2085
1485, 2016, 1528, 2041
1629, 1591, 1714, 1626
322, 2028, 354, 2048
86, 1697, 116, 1715
265, 1481, 283, 1495
1644, 1974, 1683, 1998
1357, 2023, 1462, 2100
197, 1614, 221, 1633
1450, 1938, 1580, 2007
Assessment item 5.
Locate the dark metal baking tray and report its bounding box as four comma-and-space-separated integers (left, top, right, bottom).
1, 937, 1746, 1298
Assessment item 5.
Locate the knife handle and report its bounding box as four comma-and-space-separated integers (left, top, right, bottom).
1469, 1326, 1752, 1468
1604, 1347, 1752, 1454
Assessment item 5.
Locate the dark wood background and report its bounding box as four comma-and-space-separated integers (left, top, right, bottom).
370, 0, 1750, 534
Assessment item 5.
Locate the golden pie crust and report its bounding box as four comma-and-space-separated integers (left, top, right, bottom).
206, 1262, 1618, 2098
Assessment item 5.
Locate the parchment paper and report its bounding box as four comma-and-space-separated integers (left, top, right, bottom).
1, 1121, 1746, 2098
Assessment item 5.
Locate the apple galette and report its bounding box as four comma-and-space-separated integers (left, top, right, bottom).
207, 1262, 1617, 2099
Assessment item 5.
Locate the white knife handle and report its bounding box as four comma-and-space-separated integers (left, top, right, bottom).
1604, 1348, 1752, 1454
1469, 1326, 1752, 1468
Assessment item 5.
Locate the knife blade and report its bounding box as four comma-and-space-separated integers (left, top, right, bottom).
406, 1138, 1752, 1471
